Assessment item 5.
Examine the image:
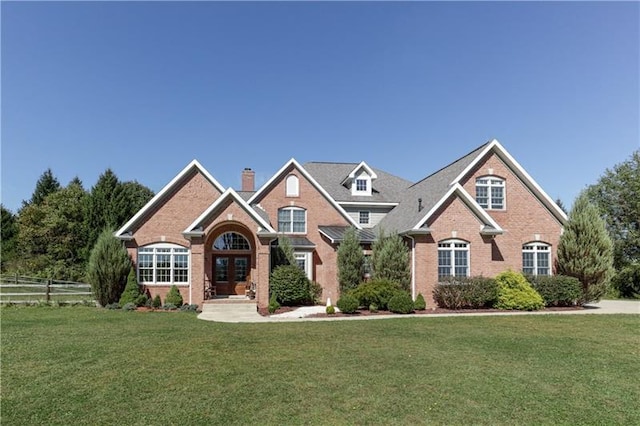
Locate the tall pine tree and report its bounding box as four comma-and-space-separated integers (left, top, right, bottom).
557, 192, 614, 304
26, 168, 61, 206
337, 227, 364, 293
371, 230, 411, 291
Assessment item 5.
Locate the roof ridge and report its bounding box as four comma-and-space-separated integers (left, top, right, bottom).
409, 141, 491, 188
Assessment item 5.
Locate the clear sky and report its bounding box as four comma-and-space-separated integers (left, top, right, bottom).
2, 1, 638, 213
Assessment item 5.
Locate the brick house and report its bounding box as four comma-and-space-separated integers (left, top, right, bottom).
115, 139, 567, 309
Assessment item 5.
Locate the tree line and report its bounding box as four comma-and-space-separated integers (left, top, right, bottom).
1, 168, 154, 281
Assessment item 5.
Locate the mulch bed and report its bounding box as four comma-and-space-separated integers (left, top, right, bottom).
260, 305, 585, 318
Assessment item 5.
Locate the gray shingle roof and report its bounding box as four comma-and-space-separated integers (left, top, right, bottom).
303, 162, 412, 203
377, 143, 490, 233
318, 226, 377, 244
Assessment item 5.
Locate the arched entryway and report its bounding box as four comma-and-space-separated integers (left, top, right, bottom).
211, 231, 253, 295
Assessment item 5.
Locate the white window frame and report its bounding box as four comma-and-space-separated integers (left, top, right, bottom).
438, 239, 470, 278
476, 176, 505, 210
137, 243, 189, 286
358, 211, 370, 225
294, 251, 312, 280
277, 207, 307, 234
522, 243, 551, 276
351, 171, 372, 196
285, 174, 299, 197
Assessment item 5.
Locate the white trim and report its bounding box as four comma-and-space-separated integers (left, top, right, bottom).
318, 228, 337, 244
450, 139, 567, 223
137, 243, 190, 286
294, 251, 313, 280
437, 239, 470, 278
358, 210, 371, 225
248, 158, 361, 229
475, 175, 506, 210
406, 235, 416, 300
413, 183, 503, 232
115, 160, 225, 238
341, 161, 378, 184
183, 188, 276, 236
285, 174, 299, 197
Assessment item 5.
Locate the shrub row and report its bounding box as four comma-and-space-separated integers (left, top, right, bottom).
526, 274, 581, 307
433, 276, 498, 309
334, 278, 427, 314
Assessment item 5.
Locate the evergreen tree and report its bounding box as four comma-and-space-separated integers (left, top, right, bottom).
371, 231, 411, 291
87, 228, 131, 307
27, 168, 61, 206
557, 192, 614, 304
86, 169, 120, 253
271, 234, 296, 269
119, 268, 141, 307
555, 198, 568, 215
1, 205, 18, 271
337, 227, 364, 293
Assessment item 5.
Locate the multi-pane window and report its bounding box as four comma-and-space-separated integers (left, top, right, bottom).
359, 211, 370, 225
278, 207, 306, 233
476, 177, 505, 209
137, 244, 189, 284
356, 179, 368, 192
438, 240, 469, 278
213, 232, 251, 250
522, 243, 551, 276
294, 252, 312, 280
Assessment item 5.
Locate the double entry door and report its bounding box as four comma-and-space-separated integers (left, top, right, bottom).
213, 255, 250, 295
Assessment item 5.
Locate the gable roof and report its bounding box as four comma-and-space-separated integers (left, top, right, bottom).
303, 162, 412, 203
115, 160, 225, 239
183, 188, 276, 238
340, 161, 378, 185
377, 139, 567, 234
248, 158, 362, 229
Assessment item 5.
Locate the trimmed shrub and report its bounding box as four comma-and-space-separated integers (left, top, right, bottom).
433, 276, 498, 309
527, 275, 581, 306
413, 293, 427, 310
326, 305, 335, 315
122, 302, 136, 311
350, 279, 402, 311
152, 294, 162, 309
165, 285, 183, 307
268, 294, 280, 314
336, 294, 359, 314
162, 303, 178, 311
105, 303, 120, 310
134, 294, 149, 307
119, 269, 142, 307
270, 265, 312, 306
309, 281, 323, 305
388, 292, 414, 314
495, 270, 544, 311
369, 303, 378, 313
180, 304, 199, 312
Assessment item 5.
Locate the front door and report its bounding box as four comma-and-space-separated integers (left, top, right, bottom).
214, 255, 250, 295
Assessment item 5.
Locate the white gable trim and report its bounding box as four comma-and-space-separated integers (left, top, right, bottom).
115, 160, 225, 238
451, 139, 567, 223
248, 158, 362, 229
413, 183, 503, 232
183, 188, 276, 237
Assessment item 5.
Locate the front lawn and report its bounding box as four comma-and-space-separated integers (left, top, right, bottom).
2, 307, 638, 425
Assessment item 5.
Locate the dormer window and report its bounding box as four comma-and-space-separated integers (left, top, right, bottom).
344, 161, 377, 197
476, 176, 505, 209
356, 179, 368, 192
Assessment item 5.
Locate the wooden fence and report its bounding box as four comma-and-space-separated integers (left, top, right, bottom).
0, 274, 94, 303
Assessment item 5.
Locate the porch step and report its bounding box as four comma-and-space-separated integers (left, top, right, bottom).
203, 296, 256, 305
198, 300, 265, 323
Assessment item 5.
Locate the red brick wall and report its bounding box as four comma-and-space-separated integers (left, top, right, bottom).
126, 169, 222, 306
414, 151, 563, 308
254, 164, 352, 304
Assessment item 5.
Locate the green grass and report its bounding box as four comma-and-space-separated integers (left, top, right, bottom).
2, 307, 638, 425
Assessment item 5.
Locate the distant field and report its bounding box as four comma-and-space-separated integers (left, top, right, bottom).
2, 307, 638, 425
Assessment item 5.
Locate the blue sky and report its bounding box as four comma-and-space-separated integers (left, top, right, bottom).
2, 1, 638, 213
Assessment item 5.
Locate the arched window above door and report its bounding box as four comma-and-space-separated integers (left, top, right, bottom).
213, 232, 251, 251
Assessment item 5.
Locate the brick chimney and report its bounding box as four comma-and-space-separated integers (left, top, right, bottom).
241, 168, 255, 192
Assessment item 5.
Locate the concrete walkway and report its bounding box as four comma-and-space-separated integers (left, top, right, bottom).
197, 299, 639, 323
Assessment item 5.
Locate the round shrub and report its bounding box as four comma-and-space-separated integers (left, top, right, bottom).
270, 265, 311, 306
387, 292, 414, 314
162, 303, 177, 311
119, 269, 142, 307
434, 276, 498, 309
165, 285, 183, 307
122, 302, 137, 311
336, 294, 359, 314
527, 275, 581, 306
369, 303, 378, 313
495, 270, 544, 311
326, 305, 335, 315
413, 293, 427, 310
350, 279, 401, 311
